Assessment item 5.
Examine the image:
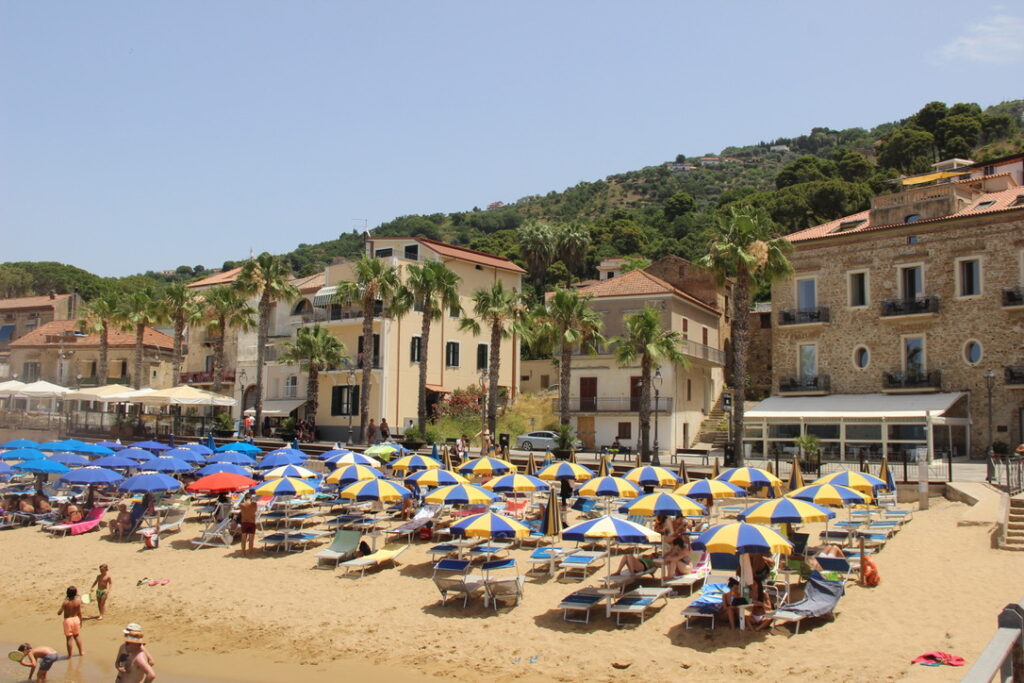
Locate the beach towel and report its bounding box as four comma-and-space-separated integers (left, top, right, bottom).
911, 652, 965, 667
776, 572, 844, 618
691, 583, 728, 614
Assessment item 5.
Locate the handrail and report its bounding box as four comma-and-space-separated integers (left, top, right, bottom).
962, 599, 1024, 682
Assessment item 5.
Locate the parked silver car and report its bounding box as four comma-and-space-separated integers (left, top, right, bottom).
515, 430, 583, 451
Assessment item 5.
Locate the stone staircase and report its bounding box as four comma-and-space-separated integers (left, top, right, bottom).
1004, 494, 1024, 551
696, 397, 730, 449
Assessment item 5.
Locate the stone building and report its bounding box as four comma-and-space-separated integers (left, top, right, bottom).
0, 292, 83, 379
750, 170, 1024, 462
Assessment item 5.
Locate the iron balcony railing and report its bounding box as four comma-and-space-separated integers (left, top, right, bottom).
882, 369, 941, 390
679, 339, 726, 365
1002, 287, 1024, 307
564, 396, 673, 412
880, 295, 939, 317
779, 374, 831, 394
778, 306, 830, 325
1005, 366, 1024, 386
181, 370, 236, 385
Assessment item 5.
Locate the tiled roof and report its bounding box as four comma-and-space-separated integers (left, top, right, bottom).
372, 237, 527, 274
576, 270, 719, 313
186, 267, 243, 289
788, 181, 1024, 244
290, 272, 324, 293
10, 320, 174, 351
0, 293, 71, 311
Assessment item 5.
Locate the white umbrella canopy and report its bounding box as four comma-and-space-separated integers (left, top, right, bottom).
133, 385, 235, 407
16, 380, 70, 398
64, 384, 136, 402
0, 380, 27, 396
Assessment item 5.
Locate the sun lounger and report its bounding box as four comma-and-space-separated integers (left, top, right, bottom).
663, 552, 710, 595
559, 550, 606, 581
45, 507, 107, 537
482, 559, 525, 610
682, 581, 729, 629
610, 587, 672, 625
261, 531, 325, 553
528, 546, 570, 573
314, 529, 362, 568
190, 518, 234, 549
340, 543, 408, 577
468, 542, 512, 562
814, 555, 857, 583
819, 529, 853, 546
428, 543, 460, 560
138, 507, 187, 539
599, 562, 657, 592
432, 559, 485, 607
559, 588, 605, 623
769, 571, 845, 634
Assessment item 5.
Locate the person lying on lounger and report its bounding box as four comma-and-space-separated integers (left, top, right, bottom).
614, 551, 655, 576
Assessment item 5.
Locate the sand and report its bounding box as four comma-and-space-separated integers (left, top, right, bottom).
0, 496, 1020, 683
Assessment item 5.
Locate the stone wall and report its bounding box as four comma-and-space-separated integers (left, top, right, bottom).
747, 310, 773, 400
771, 209, 1024, 454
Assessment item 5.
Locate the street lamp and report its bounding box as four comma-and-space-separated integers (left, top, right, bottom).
985, 368, 996, 480
346, 367, 356, 445
652, 367, 663, 466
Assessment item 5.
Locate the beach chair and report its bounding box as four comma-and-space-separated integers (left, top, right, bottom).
314, 529, 362, 569
610, 587, 672, 625
600, 558, 658, 592
261, 531, 325, 553
855, 529, 891, 550
814, 555, 857, 583
769, 571, 845, 634
663, 552, 710, 595
385, 504, 441, 542
45, 507, 107, 537
482, 559, 525, 610
339, 543, 408, 577
559, 551, 606, 581
138, 507, 188, 539
570, 498, 599, 519
559, 588, 605, 623
428, 543, 459, 561
432, 559, 485, 607
790, 532, 810, 556
681, 581, 729, 629
528, 546, 570, 573
112, 503, 147, 541
706, 553, 740, 583
468, 542, 512, 562
819, 529, 853, 547
190, 517, 234, 549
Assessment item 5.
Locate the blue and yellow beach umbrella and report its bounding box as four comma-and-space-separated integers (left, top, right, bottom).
575, 475, 642, 499
562, 514, 661, 544
323, 450, 382, 468
338, 478, 411, 502
624, 466, 680, 487
389, 454, 443, 474
424, 483, 498, 506
325, 464, 383, 486
252, 476, 318, 497
450, 512, 531, 539
674, 478, 746, 500
262, 464, 319, 480
618, 492, 707, 517
813, 470, 887, 494
737, 497, 835, 525
787, 483, 871, 506
693, 522, 793, 554
458, 456, 516, 477
404, 468, 468, 488
536, 461, 595, 482
482, 473, 549, 493
715, 467, 782, 490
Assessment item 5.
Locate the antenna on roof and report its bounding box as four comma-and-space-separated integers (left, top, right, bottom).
353, 219, 368, 235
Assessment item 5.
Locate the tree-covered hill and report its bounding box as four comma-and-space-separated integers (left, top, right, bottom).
3, 98, 1021, 301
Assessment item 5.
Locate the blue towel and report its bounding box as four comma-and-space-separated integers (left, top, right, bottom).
615, 596, 652, 608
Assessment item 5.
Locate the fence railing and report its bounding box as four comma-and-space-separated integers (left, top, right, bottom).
962, 598, 1024, 682
743, 447, 961, 483
989, 456, 1024, 495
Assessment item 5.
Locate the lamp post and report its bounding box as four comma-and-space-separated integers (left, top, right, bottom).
652, 367, 663, 466
346, 367, 356, 445
985, 368, 995, 481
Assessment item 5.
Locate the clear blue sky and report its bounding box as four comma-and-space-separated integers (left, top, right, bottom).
2, 2, 1021, 277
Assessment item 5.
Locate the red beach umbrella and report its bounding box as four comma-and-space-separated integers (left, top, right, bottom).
186, 472, 257, 494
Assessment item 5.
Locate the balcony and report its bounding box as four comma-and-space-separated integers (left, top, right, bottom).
564, 396, 673, 413
679, 339, 725, 365
1005, 366, 1024, 388
882, 369, 941, 393
779, 374, 831, 396
880, 296, 939, 318
181, 370, 236, 385
778, 306, 830, 326
1002, 287, 1024, 308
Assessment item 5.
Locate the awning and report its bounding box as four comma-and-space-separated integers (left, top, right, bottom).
900, 171, 963, 186
312, 286, 338, 307
746, 392, 967, 420
425, 384, 449, 393
244, 399, 305, 417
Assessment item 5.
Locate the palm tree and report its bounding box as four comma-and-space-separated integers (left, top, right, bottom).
334, 256, 405, 443
533, 289, 605, 426
459, 281, 529, 436
78, 292, 120, 386
201, 286, 256, 395
518, 220, 556, 297
697, 206, 792, 466
237, 253, 299, 437
403, 260, 461, 435
280, 325, 347, 433
612, 306, 686, 463
556, 221, 592, 279
117, 288, 166, 390
160, 283, 202, 387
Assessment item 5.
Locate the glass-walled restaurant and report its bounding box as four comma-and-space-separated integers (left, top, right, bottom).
742, 393, 970, 463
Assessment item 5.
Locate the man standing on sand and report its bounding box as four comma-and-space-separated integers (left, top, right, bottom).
17, 643, 60, 683
115, 623, 156, 682
239, 492, 258, 557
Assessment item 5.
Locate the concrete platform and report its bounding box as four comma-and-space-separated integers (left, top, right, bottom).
947, 481, 1005, 526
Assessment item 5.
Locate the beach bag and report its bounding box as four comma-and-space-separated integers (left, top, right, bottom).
144, 532, 160, 550
863, 556, 880, 586
418, 526, 433, 542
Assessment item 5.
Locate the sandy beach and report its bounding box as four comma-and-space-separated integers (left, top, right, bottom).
0, 494, 1020, 683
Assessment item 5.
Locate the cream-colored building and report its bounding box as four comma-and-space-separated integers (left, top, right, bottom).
309, 237, 525, 442
752, 169, 1024, 462
0, 292, 84, 379
525, 264, 728, 454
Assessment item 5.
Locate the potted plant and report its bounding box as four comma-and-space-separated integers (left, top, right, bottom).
401, 426, 430, 452
276, 416, 296, 441
553, 423, 576, 460
794, 434, 822, 474
211, 412, 235, 438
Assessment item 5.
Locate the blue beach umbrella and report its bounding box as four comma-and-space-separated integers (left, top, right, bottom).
482, 473, 549, 494
618, 492, 707, 517
1, 447, 46, 462
182, 443, 213, 456
261, 465, 319, 480
575, 476, 642, 499
119, 472, 182, 494
316, 448, 354, 461
737, 497, 835, 525
209, 450, 257, 466
389, 454, 443, 474
72, 443, 116, 457
562, 514, 661, 544
458, 456, 516, 477
2, 439, 38, 449
536, 461, 595, 482
264, 447, 308, 461
196, 462, 251, 477
48, 452, 91, 467
338, 478, 411, 502
161, 447, 205, 464
119, 448, 157, 463
254, 451, 306, 469
325, 464, 384, 486
38, 439, 88, 451
252, 476, 319, 497
423, 483, 498, 506
692, 522, 793, 555
624, 466, 681, 487
0, 462, 14, 476
91, 454, 141, 470
404, 468, 467, 488
60, 466, 124, 486
130, 440, 171, 453
13, 459, 70, 475
216, 442, 262, 454
324, 451, 382, 469
450, 512, 531, 539
146, 456, 194, 474
94, 441, 126, 451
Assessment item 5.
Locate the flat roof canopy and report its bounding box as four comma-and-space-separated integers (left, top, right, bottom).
746, 392, 967, 421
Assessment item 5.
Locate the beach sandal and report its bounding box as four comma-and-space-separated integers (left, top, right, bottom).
136, 578, 150, 586
147, 580, 160, 586
158, 579, 170, 585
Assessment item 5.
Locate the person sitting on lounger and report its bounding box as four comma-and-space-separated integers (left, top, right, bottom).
614, 551, 655, 576
19, 495, 36, 514
719, 577, 745, 629
744, 579, 774, 631
662, 537, 692, 579
112, 505, 132, 537
63, 498, 83, 524
34, 494, 53, 514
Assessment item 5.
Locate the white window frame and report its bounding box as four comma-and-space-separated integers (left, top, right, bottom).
797, 342, 818, 380
897, 262, 925, 300
954, 255, 983, 299
794, 274, 818, 311
846, 269, 870, 308
284, 375, 298, 399
901, 334, 926, 374
963, 339, 984, 366
852, 345, 870, 370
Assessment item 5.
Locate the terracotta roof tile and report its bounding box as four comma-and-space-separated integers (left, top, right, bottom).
373, 237, 527, 274
576, 270, 719, 313
289, 272, 324, 293
0, 293, 71, 311
186, 267, 243, 289
10, 320, 174, 351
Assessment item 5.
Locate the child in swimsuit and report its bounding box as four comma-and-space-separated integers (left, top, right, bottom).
57, 586, 84, 657
91, 564, 112, 620
19, 643, 61, 683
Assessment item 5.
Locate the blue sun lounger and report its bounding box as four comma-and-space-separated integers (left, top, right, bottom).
559, 588, 604, 623
559, 551, 605, 581
681, 582, 729, 629
610, 587, 672, 625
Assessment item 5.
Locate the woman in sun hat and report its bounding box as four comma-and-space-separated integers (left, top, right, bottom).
115, 623, 156, 682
